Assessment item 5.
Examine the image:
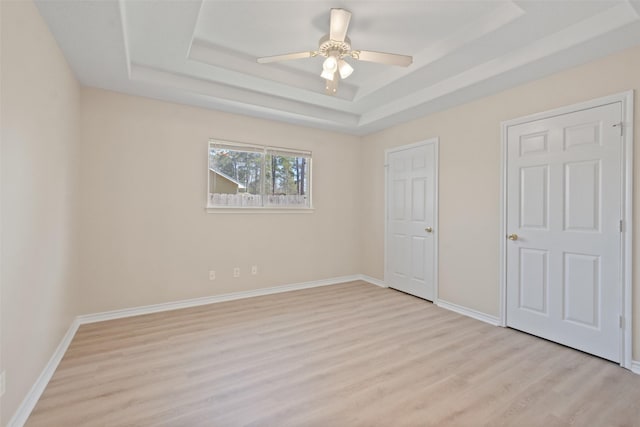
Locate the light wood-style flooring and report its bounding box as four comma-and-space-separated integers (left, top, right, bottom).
27, 281, 640, 426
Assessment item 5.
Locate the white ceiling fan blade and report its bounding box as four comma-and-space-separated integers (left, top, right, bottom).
329, 8, 351, 42
257, 52, 313, 64
355, 50, 413, 67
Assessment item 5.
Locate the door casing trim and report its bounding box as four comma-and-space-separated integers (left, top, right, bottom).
499, 90, 634, 369
384, 138, 440, 303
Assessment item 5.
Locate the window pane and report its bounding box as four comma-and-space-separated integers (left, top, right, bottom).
207, 140, 312, 210
209, 146, 263, 207
264, 153, 310, 207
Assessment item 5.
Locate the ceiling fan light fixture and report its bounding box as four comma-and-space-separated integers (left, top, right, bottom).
337, 59, 353, 79
322, 55, 338, 72
320, 68, 335, 81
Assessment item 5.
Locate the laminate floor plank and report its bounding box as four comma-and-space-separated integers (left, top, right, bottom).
26, 281, 640, 426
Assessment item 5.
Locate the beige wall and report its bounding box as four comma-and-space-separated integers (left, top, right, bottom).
77, 88, 362, 314
0, 1, 81, 424
361, 45, 640, 360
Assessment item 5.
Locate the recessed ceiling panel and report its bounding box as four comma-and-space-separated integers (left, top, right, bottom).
193, 1, 504, 80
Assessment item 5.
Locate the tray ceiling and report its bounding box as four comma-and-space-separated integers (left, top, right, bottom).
35, 0, 640, 135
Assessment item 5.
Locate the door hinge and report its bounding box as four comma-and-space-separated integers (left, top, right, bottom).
619, 315, 624, 329
619, 219, 624, 232
613, 122, 623, 136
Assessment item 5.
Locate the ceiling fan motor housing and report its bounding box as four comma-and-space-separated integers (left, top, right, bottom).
318, 35, 352, 58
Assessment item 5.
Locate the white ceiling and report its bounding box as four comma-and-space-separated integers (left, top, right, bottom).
35, 0, 640, 135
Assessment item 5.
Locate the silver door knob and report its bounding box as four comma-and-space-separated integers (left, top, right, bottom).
425, 227, 433, 233
507, 233, 518, 241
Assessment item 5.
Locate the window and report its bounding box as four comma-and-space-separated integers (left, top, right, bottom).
208, 140, 311, 209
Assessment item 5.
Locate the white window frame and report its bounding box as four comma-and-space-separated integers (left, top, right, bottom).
206, 139, 313, 213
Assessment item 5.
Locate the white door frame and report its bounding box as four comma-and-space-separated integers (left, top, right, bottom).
499, 91, 634, 369
384, 138, 440, 302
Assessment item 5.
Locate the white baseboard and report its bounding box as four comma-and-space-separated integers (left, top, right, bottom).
7, 318, 80, 427
77, 274, 363, 325
436, 299, 501, 326
631, 360, 640, 375
357, 274, 388, 288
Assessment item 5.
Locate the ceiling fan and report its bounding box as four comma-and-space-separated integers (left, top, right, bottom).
257, 8, 413, 95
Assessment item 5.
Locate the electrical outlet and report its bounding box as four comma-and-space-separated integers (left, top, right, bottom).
209, 270, 216, 281
1, 370, 5, 397
251, 265, 258, 275
233, 267, 240, 278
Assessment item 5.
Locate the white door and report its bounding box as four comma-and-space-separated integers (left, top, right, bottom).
386, 141, 437, 301
506, 102, 622, 362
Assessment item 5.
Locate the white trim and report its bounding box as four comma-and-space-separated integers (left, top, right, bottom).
501, 91, 634, 127
206, 207, 314, 214
117, 0, 132, 79
184, 0, 205, 60
631, 361, 640, 376
433, 141, 440, 302
436, 299, 501, 326
77, 275, 361, 324
499, 114, 508, 327
621, 91, 634, 370
357, 274, 388, 288
499, 90, 634, 369
384, 138, 439, 302
6, 319, 80, 427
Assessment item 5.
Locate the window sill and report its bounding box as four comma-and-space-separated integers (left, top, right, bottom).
206, 206, 315, 214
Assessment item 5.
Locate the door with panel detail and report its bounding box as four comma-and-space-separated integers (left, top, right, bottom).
386, 142, 437, 301
506, 102, 622, 362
